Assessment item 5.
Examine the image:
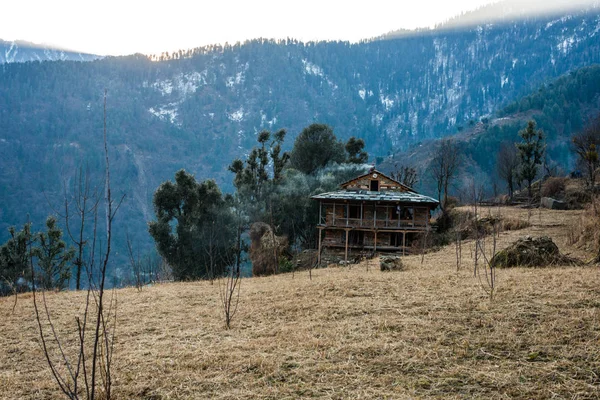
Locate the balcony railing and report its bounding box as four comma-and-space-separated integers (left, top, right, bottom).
320, 215, 428, 230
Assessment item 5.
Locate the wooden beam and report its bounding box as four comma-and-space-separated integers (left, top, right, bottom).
385, 205, 389, 228
333, 203, 336, 226
317, 227, 323, 267
373, 204, 376, 228
360, 202, 363, 228
346, 203, 349, 227
402, 231, 406, 256
344, 229, 349, 264
374, 230, 378, 253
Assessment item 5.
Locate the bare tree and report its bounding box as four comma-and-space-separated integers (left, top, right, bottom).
33, 89, 123, 399
64, 166, 102, 291
572, 114, 600, 190
219, 220, 242, 329
390, 163, 418, 188
474, 208, 499, 301
430, 139, 462, 210
497, 142, 520, 201
126, 233, 143, 291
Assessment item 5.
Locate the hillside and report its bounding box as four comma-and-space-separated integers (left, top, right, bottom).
1, 5, 600, 277
0, 39, 99, 63
1, 206, 599, 399
379, 64, 600, 197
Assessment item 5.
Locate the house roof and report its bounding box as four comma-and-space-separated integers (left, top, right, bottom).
311, 190, 439, 205
339, 169, 416, 193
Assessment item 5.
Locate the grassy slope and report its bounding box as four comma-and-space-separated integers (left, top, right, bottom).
1, 207, 599, 399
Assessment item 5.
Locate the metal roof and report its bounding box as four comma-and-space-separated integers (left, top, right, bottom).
311, 190, 439, 205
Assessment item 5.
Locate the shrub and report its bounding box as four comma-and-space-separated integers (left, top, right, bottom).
541, 177, 566, 198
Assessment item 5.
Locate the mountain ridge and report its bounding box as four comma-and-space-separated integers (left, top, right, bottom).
0, 39, 100, 64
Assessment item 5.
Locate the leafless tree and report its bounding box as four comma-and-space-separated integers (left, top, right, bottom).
497, 142, 520, 201
33, 89, 123, 399
572, 114, 600, 190
430, 139, 462, 210
219, 222, 242, 329
390, 163, 418, 188
474, 208, 499, 301
469, 180, 485, 278
126, 233, 143, 291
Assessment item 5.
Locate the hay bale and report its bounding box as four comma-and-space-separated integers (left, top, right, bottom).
491, 236, 580, 268
380, 255, 404, 271
249, 222, 288, 276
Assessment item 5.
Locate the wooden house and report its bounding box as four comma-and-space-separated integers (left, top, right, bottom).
311, 169, 439, 264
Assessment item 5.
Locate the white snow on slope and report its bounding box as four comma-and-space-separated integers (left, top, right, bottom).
228, 107, 245, 122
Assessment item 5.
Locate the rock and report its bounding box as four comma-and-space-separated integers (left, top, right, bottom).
490, 236, 580, 268
540, 197, 567, 210
380, 255, 404, 271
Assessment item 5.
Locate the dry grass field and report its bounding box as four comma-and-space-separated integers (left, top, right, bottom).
1, 206, 599, 399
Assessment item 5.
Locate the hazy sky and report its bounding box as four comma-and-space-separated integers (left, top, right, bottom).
1, 0, 596, 56
1, 0, 499, 56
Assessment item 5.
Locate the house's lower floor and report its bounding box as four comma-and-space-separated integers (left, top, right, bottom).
317, 226, 427, 265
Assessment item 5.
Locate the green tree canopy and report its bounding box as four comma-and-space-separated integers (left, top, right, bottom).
0, 224, 33, 296
229, 129, 289, 222
148, 170, 235, 281
289, 124, 345, 175
345, 137, 369, 164
516, 120, 545, 199
32, 216, 74, 291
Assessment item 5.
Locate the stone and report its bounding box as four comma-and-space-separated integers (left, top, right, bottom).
380, 255, 404, 271
540, 197, 567, 210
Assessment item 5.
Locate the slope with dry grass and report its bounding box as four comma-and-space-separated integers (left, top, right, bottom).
1, 207, 599, 399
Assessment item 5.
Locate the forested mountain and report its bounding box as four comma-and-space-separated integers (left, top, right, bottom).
381, 64, 600, 196
0, 39, 99, 63
1, 4, 600, 277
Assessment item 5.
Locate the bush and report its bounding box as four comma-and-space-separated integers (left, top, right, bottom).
568, 197, 600, 257
541, 177, 566, 198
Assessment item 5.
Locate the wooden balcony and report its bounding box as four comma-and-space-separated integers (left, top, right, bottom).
318, 215, 429, 231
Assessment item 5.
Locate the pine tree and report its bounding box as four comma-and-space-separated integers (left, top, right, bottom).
33, 216, 74, 291
0, 224, 33, 296
516, 121, 545, 201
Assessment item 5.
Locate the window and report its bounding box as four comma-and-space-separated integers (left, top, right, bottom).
349, 205, 361, 219
370, 180, 379, 191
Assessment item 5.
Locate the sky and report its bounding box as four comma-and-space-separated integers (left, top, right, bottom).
0, 0, 596, 56
1, 0, 500, 56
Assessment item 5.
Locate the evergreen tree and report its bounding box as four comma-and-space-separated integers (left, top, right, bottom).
32, 216, 74, 291
229, 129, 289, 221
345, 137, 369, 164
289, 124, 345, 175
148, 170, 235, 281
516, 121, 545, 200
0, 224, 33, 296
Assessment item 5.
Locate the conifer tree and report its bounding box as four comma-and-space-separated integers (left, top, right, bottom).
33, 216, 74, 291
516, 121, 545, 200
0, 223, 33, 296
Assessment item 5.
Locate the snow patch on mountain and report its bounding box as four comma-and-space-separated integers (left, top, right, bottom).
226, 62, 249, 88
260, 111, 277, 127
302, 59, 324, 76
380, 94, 395, 111
150, 71, 207, 97
228, 107, 245, 122
148, 104, 179, 125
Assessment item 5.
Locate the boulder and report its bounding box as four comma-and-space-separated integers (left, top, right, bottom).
540, 197, 567, 210
491, 236, 580, 268
380, 255, 404, 271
